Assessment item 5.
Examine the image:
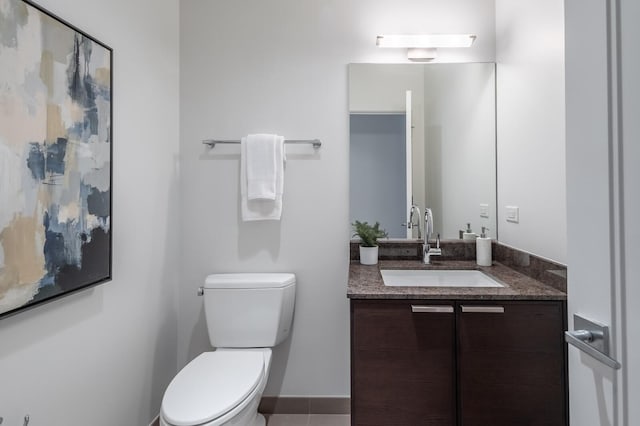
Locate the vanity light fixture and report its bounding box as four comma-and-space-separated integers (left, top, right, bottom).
376, 34, 477, 61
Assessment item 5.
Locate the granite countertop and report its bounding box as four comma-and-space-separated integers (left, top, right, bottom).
348, 260, 567, 300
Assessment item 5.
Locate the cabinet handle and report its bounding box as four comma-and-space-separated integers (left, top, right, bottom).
460, 305, 505, 313
411, 305, 454, 313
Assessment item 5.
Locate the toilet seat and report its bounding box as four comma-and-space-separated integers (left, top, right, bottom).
161, 350, 266, 426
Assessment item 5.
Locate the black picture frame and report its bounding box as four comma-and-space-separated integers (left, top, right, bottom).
0, 0, 113, 319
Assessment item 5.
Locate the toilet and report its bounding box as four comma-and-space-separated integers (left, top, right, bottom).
160, 273, 296, 426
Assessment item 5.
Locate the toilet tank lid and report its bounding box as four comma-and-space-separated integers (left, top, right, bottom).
205, 273, 295, 289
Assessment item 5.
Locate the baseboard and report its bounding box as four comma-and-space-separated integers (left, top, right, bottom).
151, 397, 350, 423
259, 397, 350, 415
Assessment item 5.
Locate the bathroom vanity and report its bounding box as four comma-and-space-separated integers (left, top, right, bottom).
348, 255, 568, 426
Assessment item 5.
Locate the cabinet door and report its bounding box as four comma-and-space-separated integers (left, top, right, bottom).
457, 301, 567, 426
351, 300, 456, 426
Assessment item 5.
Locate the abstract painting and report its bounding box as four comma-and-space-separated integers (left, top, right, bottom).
0, 0, 112, 319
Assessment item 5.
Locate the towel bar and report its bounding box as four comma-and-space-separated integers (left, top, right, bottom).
202, 139, 321, 148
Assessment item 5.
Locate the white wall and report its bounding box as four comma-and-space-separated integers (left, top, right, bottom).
0, 0, 180, 424
495, 0, 566, 263
423, 64, 496, 239
349, 64, 424, 114
179, 0, 495, 397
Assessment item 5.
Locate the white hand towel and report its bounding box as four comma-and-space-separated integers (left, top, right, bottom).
240, 135, 286, 221
245, 134, 283, 200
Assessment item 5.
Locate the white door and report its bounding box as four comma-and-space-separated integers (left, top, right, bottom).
619, 0, 640, 422
405, 90, 413, 239
565, 0, 639, 424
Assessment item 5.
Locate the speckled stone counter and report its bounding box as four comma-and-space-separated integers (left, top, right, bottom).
348, 260, 567, 300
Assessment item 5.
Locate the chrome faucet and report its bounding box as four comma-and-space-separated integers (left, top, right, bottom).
423, 208, 442, 264
407, 204, 422, 240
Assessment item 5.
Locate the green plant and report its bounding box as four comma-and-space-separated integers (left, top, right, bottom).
351, 220, 388, 247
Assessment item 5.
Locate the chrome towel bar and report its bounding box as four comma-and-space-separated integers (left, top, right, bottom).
202, 139, 322, 148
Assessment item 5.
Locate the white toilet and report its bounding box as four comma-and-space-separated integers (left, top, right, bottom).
160, 273, 296, 426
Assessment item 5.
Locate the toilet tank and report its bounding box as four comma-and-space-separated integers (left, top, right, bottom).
203, 273, 296, 348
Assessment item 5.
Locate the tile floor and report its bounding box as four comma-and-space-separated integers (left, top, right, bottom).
266, 414, 350, 426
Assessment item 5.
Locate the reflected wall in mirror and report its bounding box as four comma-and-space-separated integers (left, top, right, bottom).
349, 63, 497, 240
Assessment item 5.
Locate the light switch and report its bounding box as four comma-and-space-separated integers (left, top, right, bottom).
506, 206, 519, 223
480, 203, 489, 218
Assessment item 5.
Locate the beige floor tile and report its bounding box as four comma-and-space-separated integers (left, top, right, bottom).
308, 414, 351, 426
266, 414, 310, 426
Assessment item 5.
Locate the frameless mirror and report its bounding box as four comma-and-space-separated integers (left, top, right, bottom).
349, 63, 497, 240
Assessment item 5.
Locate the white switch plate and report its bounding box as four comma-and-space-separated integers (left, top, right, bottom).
480, 203, 489, 218
506, 206, 519, 223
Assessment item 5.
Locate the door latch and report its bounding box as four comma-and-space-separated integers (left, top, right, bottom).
565, 314, 621, 369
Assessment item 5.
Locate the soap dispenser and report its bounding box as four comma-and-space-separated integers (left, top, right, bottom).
476, 226, 492, 266
462, 223, 477, 241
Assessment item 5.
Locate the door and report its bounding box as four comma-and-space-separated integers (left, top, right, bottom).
405, 90, 413, 238
349, 113, 407, 238
565, 0, 639, 424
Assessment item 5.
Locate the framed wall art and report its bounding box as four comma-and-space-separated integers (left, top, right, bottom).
0, 0, 112, 319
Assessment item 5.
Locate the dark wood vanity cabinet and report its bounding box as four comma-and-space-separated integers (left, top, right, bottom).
351, 300, 457, 426
457, 301, 567, 426
351, 299, 567, 426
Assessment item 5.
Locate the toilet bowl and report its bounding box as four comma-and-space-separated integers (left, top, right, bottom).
159, 273, 295, 426
160, 349, 272, 426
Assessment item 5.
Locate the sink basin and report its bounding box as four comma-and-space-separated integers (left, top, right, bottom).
380, 269, 504, 288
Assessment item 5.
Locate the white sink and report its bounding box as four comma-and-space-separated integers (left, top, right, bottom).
380, 269, 504, 288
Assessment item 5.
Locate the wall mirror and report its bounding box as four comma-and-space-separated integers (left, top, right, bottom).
349, 62, 497, 240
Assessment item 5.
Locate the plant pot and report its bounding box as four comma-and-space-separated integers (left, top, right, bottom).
359, 246, 379, 265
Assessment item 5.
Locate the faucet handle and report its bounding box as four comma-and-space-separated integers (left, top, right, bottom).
427, 234, 442, 257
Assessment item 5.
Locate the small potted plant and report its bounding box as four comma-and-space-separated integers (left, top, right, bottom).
352, 220, 388, 265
